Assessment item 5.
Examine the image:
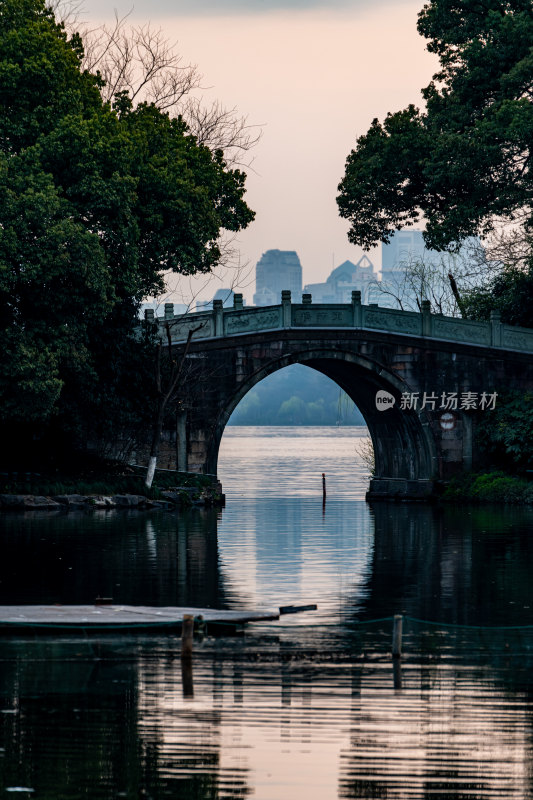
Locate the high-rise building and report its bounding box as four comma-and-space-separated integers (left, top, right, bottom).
379, 230, 431, 308
381, 230, 429, 273
253, 250, 302, 306
304, 255, 377, 303
379, 229, 482, 310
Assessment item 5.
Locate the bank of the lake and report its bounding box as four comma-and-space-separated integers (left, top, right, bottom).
5, 460, 533, 511
442, 470, 533, 505
0, 468, 224, 510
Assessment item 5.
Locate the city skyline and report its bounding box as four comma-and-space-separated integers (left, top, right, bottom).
82, 0, 437, 304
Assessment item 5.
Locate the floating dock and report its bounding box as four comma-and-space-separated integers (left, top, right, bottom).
0, 603, 315, 632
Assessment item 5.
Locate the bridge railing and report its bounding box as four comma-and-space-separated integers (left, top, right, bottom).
143, 291, 533, 354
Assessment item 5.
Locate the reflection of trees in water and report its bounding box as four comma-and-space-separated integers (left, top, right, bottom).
355, 502, 533, 627
0, 654, 142, 797
3, 503, 533, 798
0, 509, 254, 798
0, 509, 231, 609
2, 624, 533, 799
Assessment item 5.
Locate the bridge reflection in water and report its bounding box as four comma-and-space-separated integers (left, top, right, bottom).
1, 483, 533, 797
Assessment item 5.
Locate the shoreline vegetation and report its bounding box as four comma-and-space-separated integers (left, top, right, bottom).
441, 471, 533, 506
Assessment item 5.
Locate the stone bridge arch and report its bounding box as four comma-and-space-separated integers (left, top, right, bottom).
143, 296, 533, 500
203, 346, 438, 499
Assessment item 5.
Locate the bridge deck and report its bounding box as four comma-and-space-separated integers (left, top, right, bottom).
151, 296, 533, 354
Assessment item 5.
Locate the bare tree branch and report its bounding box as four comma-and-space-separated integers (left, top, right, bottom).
182, 98, 262, 168
480, 215, 533, 271
53, 6, 262, 168
373, 238, 501, 316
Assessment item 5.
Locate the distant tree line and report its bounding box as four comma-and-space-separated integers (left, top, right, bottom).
228, 366, 365, 427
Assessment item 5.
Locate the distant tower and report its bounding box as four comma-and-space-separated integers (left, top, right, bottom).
253, 250, 302, 306
379, 230, 436, 308
380, 229, 482, 309
381, 230, 427, 275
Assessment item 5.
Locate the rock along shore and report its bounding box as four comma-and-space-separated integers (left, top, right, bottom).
0, 487, 225, 511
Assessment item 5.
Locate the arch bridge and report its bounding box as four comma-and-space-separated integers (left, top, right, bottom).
144, 291, 533, 500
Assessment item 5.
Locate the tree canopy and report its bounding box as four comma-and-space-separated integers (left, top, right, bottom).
0, 0, 254, 463
462, 264, 533, 327
337, 0, 533, 253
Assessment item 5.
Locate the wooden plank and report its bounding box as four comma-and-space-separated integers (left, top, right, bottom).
279, 604, 318, 615
0, 604, 280, 630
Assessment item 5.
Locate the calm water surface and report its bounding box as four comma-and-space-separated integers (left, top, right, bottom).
1, 426, 533, 799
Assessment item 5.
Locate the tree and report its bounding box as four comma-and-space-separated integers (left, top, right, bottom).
337, 0, 533, 254
463, 264, 533, 328
475, 391, 533, 473
61, 8, 261, 169
0, 0, 254, 467
278, 395, 307, 425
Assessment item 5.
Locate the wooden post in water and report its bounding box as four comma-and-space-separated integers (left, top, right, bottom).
181, 614, 194, 659
181, 614, 194, 697
181, 656, 194, 697
393, 658, 402, 691
392, 614, 403, 658
322, 473, 326, 506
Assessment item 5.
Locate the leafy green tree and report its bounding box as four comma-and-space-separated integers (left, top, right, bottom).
475, 391, 533, 473
0, 0, 254, 466
337, 0, 533, 253
463, 265, 533, 327
306, 399, 327, 425
0, 154, 109, 422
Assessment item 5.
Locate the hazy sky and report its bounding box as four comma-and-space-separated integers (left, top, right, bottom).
83, 0, 437, 303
